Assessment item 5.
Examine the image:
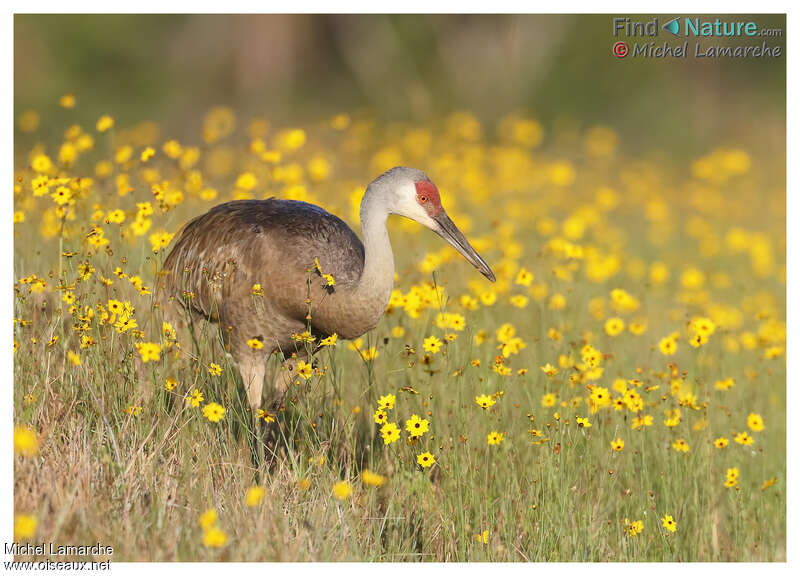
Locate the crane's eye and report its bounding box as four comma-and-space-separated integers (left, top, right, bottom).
419, 195, 428, 203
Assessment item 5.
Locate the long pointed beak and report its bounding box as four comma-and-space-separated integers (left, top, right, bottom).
432, 212, 496, 282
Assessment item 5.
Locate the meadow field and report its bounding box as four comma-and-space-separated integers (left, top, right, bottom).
12, 103, 785, 561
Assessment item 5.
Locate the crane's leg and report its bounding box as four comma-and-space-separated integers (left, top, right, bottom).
270, 355, 299, 408
257, 354, 300, 471
227, 324, 269, 411
239, 355, 267, 411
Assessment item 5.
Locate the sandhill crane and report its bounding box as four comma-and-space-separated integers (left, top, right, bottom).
161, 166, 495, 412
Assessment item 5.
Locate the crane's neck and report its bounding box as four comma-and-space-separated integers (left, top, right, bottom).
355, 188, 395, 310
312, 185, 395, 340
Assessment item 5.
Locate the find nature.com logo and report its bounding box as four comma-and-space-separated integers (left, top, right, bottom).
611, 16, 782, 59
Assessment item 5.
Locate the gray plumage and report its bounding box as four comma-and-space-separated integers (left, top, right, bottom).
160, 167, 495, 411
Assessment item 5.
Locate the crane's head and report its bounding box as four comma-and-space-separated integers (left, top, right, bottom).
373, 166, 496, 282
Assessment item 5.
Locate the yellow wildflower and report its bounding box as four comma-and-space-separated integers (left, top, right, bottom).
14, 426, 39, 457
202, 402, 226, 423
332, 481, 352, 500
487, 431, 504, 445
245, 486, 266, 507
96, 115, 114, 132
417, 452, 435, 468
